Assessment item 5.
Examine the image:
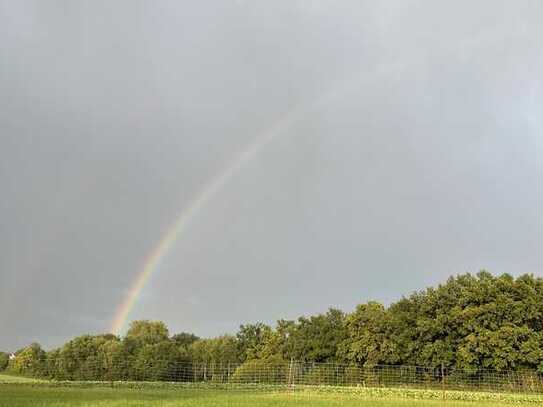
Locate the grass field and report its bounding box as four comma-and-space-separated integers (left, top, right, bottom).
1, 373, 542, 407
2, 384, 543, 407
0, 385, 536, 407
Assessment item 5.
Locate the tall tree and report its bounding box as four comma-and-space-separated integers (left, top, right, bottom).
9, 343, 46, 376
171, 332, 199, 348
124, 320, 170, 352
236, 323, 272, 361
288, 308, 347, 363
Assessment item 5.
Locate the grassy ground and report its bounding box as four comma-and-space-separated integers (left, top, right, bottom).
0, 373, 44, 383
0, 385, 540, 407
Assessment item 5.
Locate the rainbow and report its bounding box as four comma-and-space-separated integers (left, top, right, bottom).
109, 108, 300, 335
109, 66, 398, 335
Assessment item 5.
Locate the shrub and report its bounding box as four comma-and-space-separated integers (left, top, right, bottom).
231, 356, 288, 384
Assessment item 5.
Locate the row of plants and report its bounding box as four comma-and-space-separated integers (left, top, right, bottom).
301, 386, 543, 404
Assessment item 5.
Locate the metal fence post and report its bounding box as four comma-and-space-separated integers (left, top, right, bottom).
287, 358, 294, 392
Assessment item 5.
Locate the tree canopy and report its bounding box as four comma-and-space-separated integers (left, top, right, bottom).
9, 272, 543, 381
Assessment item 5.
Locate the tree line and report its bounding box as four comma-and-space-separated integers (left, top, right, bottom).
4, 271, 543, 381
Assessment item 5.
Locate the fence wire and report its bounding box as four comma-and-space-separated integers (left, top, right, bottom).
13, 359, 543, 395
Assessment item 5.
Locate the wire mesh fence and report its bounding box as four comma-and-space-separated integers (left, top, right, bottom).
11, 359, 543, 395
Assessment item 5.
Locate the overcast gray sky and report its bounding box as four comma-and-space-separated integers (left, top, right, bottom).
1, 0, 543, 351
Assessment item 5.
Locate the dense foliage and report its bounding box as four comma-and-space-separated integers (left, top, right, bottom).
8, 272, 543, 381
0, 352, 9, 371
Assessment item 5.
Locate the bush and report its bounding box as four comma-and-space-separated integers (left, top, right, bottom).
231, 356, 288, 384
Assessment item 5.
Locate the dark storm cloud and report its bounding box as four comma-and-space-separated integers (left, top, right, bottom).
1, 0, 542, 350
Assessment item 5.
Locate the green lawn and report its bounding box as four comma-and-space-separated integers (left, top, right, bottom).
0, 385, 539, 407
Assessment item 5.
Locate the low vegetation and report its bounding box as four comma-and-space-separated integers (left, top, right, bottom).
1, 384, 543, 407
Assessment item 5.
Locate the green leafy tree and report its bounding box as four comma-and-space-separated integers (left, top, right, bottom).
131, 341, 182, 381
124, 320, 170, 351
97, 337, 131, 380
338, 272, 543, 371
8, 343, 46, 377
47, 334, 119, 380
13, 271, 543, 382
339, 301, 393, 365
236, 323, 273, 361
288, 308, 347, 363
190, 335, 239, 381
171, 332, 199, 348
